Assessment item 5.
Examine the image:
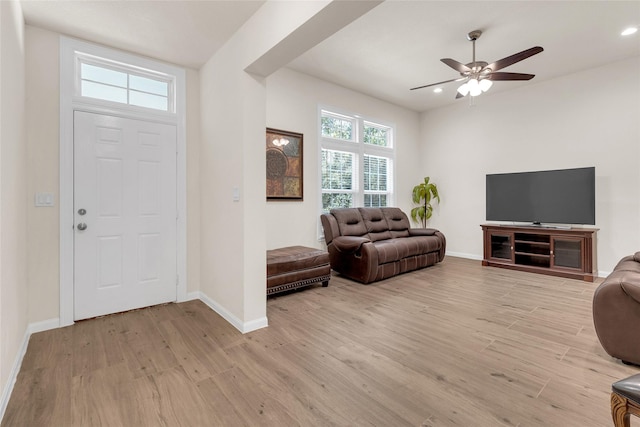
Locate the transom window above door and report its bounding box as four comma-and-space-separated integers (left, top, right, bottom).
76, 54, 176, 113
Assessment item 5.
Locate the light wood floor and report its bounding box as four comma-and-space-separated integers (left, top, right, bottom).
2, 257, 637, 426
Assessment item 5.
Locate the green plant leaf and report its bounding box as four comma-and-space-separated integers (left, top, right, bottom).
410, 176, 440, 226
410, 206, 424, 223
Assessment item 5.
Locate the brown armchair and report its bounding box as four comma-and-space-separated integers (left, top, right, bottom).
593, 252, 640, 365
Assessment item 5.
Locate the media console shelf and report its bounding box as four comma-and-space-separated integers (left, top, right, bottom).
481, 224, 598, 282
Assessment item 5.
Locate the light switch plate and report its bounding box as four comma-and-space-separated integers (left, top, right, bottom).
35, 192, 55, 207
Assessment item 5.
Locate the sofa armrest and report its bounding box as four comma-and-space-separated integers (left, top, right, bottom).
408, 228, 437, 236
333, 236, 371, 254
622, 278, 640, 304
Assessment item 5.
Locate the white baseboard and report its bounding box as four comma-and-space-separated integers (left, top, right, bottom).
242, 316, 269, 333
446, 251, 482, 261
195, 291, 268, 334
185, 291, 200, 301
0, 315, 59, 423
28, 318, 60, 334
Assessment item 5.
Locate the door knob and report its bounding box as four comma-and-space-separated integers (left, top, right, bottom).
77, 223, 87, 231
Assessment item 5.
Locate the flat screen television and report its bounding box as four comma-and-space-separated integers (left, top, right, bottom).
486, 167, 595, 225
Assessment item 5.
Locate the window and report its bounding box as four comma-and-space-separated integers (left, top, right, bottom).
76, 54, 175, 113
320, 109, 394, 213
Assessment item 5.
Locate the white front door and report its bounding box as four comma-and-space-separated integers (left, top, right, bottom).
73, 111, 177, 320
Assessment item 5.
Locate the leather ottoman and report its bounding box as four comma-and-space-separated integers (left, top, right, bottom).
267, 246, 330, 296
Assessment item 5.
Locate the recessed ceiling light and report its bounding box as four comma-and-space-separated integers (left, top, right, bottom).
433, 87, 443, 94
621, 27, 638, 36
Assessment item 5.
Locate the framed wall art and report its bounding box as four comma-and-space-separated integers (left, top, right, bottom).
266, 128, 303, 200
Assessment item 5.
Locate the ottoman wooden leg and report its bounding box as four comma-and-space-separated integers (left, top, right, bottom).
612, 391, 640, 427
612, 392, 631, 427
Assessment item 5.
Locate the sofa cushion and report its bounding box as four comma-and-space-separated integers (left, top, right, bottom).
373, 240, 406, 263
408, 228, 437, 236
634, 251, 640, 263
359, 208, 392, 242
614, 256, 640, 274
373, 235, 443, 264
333, 236, 371, 254
267, 246, 329, 276
331, 208, 368, 237
381, 207, 411, 238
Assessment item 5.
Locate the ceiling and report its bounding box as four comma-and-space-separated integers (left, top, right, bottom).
20, 0, 266, 70
20, 1, 640, 112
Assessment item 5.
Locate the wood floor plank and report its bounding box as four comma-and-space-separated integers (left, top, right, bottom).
3, 256, 638, 427
180, 299, 245, 350
2, 365, 72, 426
138, 365, 221, 426
71, 362, 140, 427
19, 325, 73, 371
156, 318, 213, 383
202, 366, 302, 426
270, 340, 416, 426
166, 313, 234, 375
71, 315, 121, 377
118, 309, 179, 378
224, 341, 349, 427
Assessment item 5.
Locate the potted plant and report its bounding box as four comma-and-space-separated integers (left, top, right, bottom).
411, 176, 440, 228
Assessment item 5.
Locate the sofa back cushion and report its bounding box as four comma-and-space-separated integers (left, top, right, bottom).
331, 208, 368, 237
382, 207, 411, 238
358, 208, 392, 242
320, 213, 340, 244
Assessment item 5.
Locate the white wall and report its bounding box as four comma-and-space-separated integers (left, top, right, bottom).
198, 1, 377, 331
0, 0, 28, 416
199, 45, 267, 329
420, 56, 640, 274
25, 26, 59, 322
265, 67, 422, 249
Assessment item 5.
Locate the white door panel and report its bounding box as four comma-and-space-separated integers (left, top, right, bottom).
74, 111, 177, 320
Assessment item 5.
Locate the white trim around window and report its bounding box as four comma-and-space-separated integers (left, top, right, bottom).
318, 106, 396, 216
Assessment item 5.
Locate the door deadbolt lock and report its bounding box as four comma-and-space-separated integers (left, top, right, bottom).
78, 208, 86, 216
77, 222, 87, 231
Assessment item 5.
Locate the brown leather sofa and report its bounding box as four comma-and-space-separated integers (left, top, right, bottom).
593, 252, 640, 365
320, 207, 446, 284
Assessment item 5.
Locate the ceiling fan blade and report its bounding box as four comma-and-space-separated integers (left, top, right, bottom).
410, 77, 465, 91
489, 72, 535, 81
486, 46, 543, 72
455, 92, 465, 99
441, 58, 471, 73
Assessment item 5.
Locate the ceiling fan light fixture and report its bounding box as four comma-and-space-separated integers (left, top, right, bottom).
479, 78, 493, 92
457, 83, 469, 96
467, 78, 482, 96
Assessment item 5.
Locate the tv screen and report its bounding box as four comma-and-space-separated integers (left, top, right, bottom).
486, 167, 595, 225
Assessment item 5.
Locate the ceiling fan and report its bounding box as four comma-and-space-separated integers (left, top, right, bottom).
410, 30, 543, 98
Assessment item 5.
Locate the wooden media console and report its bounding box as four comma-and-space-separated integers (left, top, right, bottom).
481, 224, 598, 282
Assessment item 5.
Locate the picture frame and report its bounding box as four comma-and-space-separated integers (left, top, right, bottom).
266, 128, 303, 200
